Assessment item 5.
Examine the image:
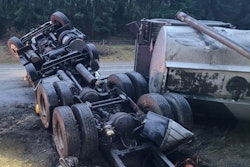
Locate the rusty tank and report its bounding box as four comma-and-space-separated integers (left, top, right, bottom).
128, 12, 250, 120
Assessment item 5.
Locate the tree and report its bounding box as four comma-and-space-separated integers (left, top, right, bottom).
1, 0, 250, 39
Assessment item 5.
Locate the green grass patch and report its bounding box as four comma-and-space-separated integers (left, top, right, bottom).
0, 41, 18, 64
0, 40, 135, 64
97, 44, 135, 62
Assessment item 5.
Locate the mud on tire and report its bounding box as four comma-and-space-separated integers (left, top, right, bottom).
125, 71, 148, 100
163, 93, 193, 130
79, 87, 99, 102
25, 63, 40, 87
36, 83, 59, 129
137, 93, 174, 119
53, 106, 81, 158
107, 73, 135, 100
71, 103, 98, 160
53, 81, 74, 106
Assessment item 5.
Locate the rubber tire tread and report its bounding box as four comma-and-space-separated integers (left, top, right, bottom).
85, 43, 100, 71
53, 81, 74, 106
37, 83, 59, 129
7, 36, 24, 59
126, 71, 148, 100
25, 63, 40, 84
107, 73, 135, 100
137, 93, 174, 119
71, 103, 98, 160
163, 93, 193, 130
50, 11, 71, 27
80, 87, 99, 102
85, 43, 99, 60
53, 106, 81, 158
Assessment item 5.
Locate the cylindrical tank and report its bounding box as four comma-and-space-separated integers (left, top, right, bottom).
149, 25, 250, 93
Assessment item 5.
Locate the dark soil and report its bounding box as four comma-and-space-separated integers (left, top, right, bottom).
2, 102, 250, 167
191, 118, 250, 167
1, 67, 250, 167
0, 104, 59, 167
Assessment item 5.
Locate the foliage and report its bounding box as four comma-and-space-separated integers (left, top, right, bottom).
1, 0, 250, 39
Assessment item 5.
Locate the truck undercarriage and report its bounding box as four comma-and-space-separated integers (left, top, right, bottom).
8, 12, 194, 167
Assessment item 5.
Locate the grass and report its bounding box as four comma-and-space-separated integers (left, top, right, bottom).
96, 44, 135, 62
0, 40, 18, 64
0, 39, 135, 64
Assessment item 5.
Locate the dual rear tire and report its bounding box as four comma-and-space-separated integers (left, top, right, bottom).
107, 72, 148, 101
107, 72, 193, 129
36, 81, 73, 129
53, 104, 98, 160
137, 92, 193, 130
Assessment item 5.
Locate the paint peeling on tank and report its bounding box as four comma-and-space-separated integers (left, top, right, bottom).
166, 69, 225, 95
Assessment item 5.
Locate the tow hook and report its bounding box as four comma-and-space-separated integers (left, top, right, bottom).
58, 157, 79, 167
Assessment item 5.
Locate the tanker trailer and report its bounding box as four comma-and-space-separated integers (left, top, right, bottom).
128, 12, 250, 120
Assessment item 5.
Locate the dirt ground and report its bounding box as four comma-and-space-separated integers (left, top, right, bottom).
1, 65, 250, 167
188, 119, 250, 167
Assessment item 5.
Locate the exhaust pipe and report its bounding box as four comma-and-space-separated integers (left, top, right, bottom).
176, 11, 250, 60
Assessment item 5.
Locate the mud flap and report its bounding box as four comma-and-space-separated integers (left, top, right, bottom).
141, 111, 194, 151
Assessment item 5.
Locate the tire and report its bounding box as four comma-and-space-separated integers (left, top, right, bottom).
88, 43, 100, 72
7, 36, 24, 59
53, 106, 81, 158
137, 93, 174, 119
107, 73, 135, 100
79, 87, 99, 102
36, 83, 59, 129
126, 72, 148, 100
85, 43, 99, 60
71, 103, 98, 160
163, 93, 193, 130
25, 63, 40, 86
53, 81, 74, 106
50, 11, 71, 27
83, 43, 99, 72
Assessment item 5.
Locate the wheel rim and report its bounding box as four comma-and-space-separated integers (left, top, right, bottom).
10, 44, 19, 59
56, 121, 64, 155
53, 106, 80, 158
39, 94, 49, 128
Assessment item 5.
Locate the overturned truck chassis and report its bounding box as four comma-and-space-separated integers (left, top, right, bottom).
8, 12, 194, 167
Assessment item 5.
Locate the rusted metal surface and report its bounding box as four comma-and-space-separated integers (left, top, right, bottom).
148, 27, 167, 94
141, 13, 250, 120
167, 69, 223, 95
147, 17, 250, 94
149, 24, 250, 94
134, 45, 152, 78
167, 68, 250, 99
166, 62, 250, 100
